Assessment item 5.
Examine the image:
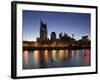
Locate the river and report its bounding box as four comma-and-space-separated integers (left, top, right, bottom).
23, 49, 90, 69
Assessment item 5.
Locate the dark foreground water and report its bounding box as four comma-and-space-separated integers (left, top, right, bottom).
23, 49, 90, 69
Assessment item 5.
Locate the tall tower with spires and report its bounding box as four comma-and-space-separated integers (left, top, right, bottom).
40, 18, 47, 39
37, 18, 48, 42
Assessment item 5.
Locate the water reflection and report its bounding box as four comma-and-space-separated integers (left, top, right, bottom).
59, 50, 64, 63
51, 50, 56, 64
82, 49, 90, 65
33, 50, 39, 65
23, 49, 90, 69
71, 50, 74, 63
65, 50, 68, 62
75, 50, 79, 63
44, 50, 49, 64
23, 51, 29, 64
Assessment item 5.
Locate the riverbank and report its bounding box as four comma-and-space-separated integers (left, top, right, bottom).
23, 45, 90, 51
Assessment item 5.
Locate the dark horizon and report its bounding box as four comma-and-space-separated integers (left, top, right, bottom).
23, 10, 91, 41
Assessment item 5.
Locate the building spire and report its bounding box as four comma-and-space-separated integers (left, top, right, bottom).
40, 17, 43, 25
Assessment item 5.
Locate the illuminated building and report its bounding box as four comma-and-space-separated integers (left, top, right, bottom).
40, 19, 47, 39
37, 19, 49, 42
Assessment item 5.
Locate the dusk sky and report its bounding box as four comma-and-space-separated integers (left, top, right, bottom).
23, 10, 90, 41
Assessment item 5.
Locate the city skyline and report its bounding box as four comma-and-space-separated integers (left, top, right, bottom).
23, 10, 91, 41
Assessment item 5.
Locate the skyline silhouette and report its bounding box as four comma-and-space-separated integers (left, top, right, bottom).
23, 10, 90, 41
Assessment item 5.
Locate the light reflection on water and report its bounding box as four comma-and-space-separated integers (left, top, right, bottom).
58, 50, 64, 63
51, 50, 56, 64
66, 50, 68, 62
71, 50, 74, 63
23, 49, 90, 69
33, 50, 39, 65
23, 51, 29, 64
44, 50, 49, 64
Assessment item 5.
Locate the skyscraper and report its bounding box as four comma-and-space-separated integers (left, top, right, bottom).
37, 18, 49, 42
40, 19, 47, 39
59, 33, 62, 39
51, 32, 56, 40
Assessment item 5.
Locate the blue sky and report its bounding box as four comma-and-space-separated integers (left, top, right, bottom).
22, 10, 90, 41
